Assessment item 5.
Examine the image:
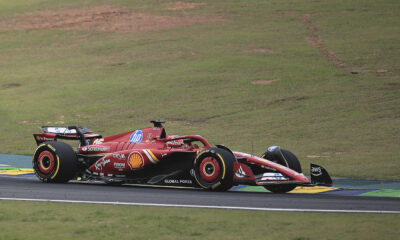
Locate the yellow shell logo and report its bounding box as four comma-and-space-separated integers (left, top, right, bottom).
128, 152, 144, 169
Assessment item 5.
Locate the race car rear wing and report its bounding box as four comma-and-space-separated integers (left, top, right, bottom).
33, 126, 102, 146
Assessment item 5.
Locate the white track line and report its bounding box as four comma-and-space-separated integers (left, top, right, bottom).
0, 197, 399, 214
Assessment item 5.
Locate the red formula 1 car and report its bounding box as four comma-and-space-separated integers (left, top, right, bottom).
32, 120, 332, 193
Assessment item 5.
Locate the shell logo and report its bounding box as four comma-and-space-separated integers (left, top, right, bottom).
128, 152, 144, 169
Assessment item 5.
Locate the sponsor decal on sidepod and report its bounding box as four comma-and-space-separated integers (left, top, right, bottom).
95, 158, 111, 171
113, 153, 126, 160
82, 146, 109, 152
128, 152, 144, 169
129, 130, 143, 143
114, 162, 126, 170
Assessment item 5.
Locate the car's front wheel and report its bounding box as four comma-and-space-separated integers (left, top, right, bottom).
261, 149, 302, 193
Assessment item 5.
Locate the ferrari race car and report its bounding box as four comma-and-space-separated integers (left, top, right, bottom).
32, 120, 332, 193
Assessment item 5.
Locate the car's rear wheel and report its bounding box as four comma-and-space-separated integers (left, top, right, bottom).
193, 148, 235, 191
33, 141, 78, 183
261, 149, 302, 193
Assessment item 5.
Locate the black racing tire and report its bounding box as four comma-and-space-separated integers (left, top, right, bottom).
193, 148, 235, 191
32, 141, 78, 183
261, 149, 302, 193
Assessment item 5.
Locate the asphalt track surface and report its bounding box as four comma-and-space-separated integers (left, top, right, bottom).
1, 175, 399, 213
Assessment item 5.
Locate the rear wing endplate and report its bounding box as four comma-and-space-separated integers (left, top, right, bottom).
310, 163, 333, 186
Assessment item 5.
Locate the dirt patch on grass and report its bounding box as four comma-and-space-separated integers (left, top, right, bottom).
376, 69, 389, 73
0, 5, 220, 32
1, 83, 21, 89
252, 48, 280, 54
307, 155, 329, 159
165, 2, 204, 11
298, 14, 352, 72
341, 9, 356, 13
252, 79, 280, 85
307, 152, 343, 159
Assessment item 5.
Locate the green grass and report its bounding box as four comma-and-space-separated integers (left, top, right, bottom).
0, 0, 399, 179
0, 200, 399, 240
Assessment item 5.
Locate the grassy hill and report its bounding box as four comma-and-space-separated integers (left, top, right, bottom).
0, 0, 398, 179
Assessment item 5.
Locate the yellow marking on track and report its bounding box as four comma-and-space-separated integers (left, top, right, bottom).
0, 164, 10, 167
290, 186, 338, 194
0, 168, 34, 175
